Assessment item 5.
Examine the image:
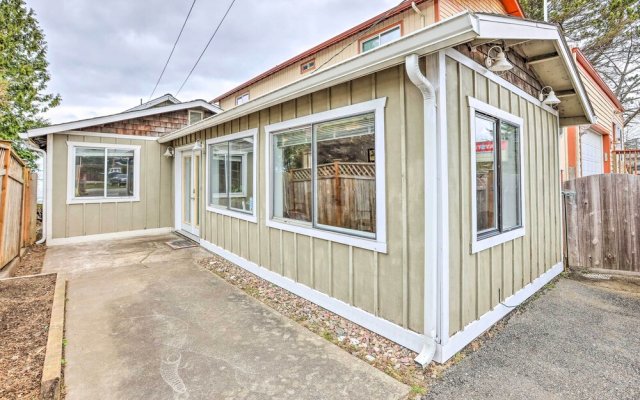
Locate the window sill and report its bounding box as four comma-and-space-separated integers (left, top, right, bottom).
206, 206, 257, 223
66, 197, 140, 205
266, 218, 387, 253
471, 227, 525, 254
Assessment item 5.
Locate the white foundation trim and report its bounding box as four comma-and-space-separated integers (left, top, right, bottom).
199, 238, 424, 353
47, 227, 174, 246
434, 262, 563, 363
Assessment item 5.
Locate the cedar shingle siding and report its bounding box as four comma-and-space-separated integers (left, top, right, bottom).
78, 110, 213, 137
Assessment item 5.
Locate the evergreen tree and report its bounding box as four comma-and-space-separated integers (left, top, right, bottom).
0, 0, 60, 166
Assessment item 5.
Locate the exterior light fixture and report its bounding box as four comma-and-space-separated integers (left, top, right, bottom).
163, 146, 175, 157
539, 86, 561, 106
192, 140, 203, 152
485, 46, 513, 72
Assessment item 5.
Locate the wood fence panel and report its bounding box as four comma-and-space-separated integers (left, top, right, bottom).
564, 174, 640, 273
0, 141, 36, 269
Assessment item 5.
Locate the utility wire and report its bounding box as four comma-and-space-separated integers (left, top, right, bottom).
149, 0, 197, 100
176, 0, 237, 95
312, 0, 406, 75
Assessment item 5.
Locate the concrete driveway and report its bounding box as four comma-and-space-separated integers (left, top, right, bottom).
44, 234, 408, 400
427, 278, 640, 400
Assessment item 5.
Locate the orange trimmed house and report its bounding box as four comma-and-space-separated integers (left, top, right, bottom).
560, 48, 624, 180
212, 0, 524, 110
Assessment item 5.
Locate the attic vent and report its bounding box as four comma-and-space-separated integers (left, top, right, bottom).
300, 59, 316, 73
189, 110, 204, 125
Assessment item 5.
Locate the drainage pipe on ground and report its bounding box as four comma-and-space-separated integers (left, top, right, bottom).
405, 53, 438, 367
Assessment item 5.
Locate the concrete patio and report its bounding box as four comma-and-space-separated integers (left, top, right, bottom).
44, 234, 408, 400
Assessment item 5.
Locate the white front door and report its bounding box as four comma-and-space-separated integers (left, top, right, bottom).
581, 129, 604, 177
176, 149, 201, 237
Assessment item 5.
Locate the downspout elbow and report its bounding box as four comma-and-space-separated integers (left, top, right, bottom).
406, 53, 439, 367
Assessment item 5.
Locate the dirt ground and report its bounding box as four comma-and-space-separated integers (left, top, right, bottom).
12, 244, 47, 277
0, 274, 56, 399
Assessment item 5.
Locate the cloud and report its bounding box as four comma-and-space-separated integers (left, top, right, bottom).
26, 0, 400, 123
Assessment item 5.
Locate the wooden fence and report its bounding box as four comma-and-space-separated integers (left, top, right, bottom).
563, 174, 640, 273
612, 149, 640, 175
284, 161, 376, 233
0, 141, 37, 269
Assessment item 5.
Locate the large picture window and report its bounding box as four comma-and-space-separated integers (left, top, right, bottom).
67, 143, 140, 204
206, 129, 257, 222
266, 98, 387, 252
469, 97, 525, 253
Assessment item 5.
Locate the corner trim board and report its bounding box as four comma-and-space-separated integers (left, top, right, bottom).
199, 238, 425, 353
434, 262, 563, 362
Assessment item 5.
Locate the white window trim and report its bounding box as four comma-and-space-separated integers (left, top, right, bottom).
469, 97, 526, 254
188, 110, 204, 125
264, 97, 387, 253
361, 25, 401, 53
66, 141, 141, 205
205, 128, 258, 223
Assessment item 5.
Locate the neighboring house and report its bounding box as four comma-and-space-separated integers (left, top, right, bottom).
212, 0, 525, 110
559, 48, 625, 179
23, 95, 221, 241
24, 2, 596, 365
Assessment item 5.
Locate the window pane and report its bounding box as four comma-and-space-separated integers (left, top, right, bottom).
380, 27, 400, 45
272, 127, 312, 222
315, 113, 376, 235
189, 111, 203, 125
106, 148, 135, 197
74, 148, 105, 198
362, 36, 379, 52
475, 115, 498, 233
183, 155, 192, 224
208, 143, 228, 209
500, 122, 521, 230
229, 137, 254, 213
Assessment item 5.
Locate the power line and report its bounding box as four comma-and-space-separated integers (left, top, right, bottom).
149, 0, 198, 100
176, 0, 237, 95
312, 0, 405, 75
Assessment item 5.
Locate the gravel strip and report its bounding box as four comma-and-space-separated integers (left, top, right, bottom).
198, 255, 547, 396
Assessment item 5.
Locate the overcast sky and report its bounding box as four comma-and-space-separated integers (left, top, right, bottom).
25, 0, 399, 124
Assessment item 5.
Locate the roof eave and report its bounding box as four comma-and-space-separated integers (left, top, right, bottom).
25, 100, 223, 138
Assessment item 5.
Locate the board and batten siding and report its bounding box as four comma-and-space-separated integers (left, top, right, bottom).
51, 133, 173, 239
445, 55, 563, 335
173, 65, 427, 333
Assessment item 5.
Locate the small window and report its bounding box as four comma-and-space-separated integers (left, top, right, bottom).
236, 93, 250, 106
207, 129, 257, 222
67, 143, 140, 203
300, 59, 316, 73
188, 110, 204, 125
361, 26, 401, 53
470, 97, 524, 253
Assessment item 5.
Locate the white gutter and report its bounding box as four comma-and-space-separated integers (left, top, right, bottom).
405, 54, 438, 367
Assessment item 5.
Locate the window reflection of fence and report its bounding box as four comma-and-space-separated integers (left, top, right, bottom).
613, 149, 640, 175
284, 161, 376, 232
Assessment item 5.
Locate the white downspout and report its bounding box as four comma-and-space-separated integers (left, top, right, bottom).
405, 54, 438, 367
27, 144, 46, 244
